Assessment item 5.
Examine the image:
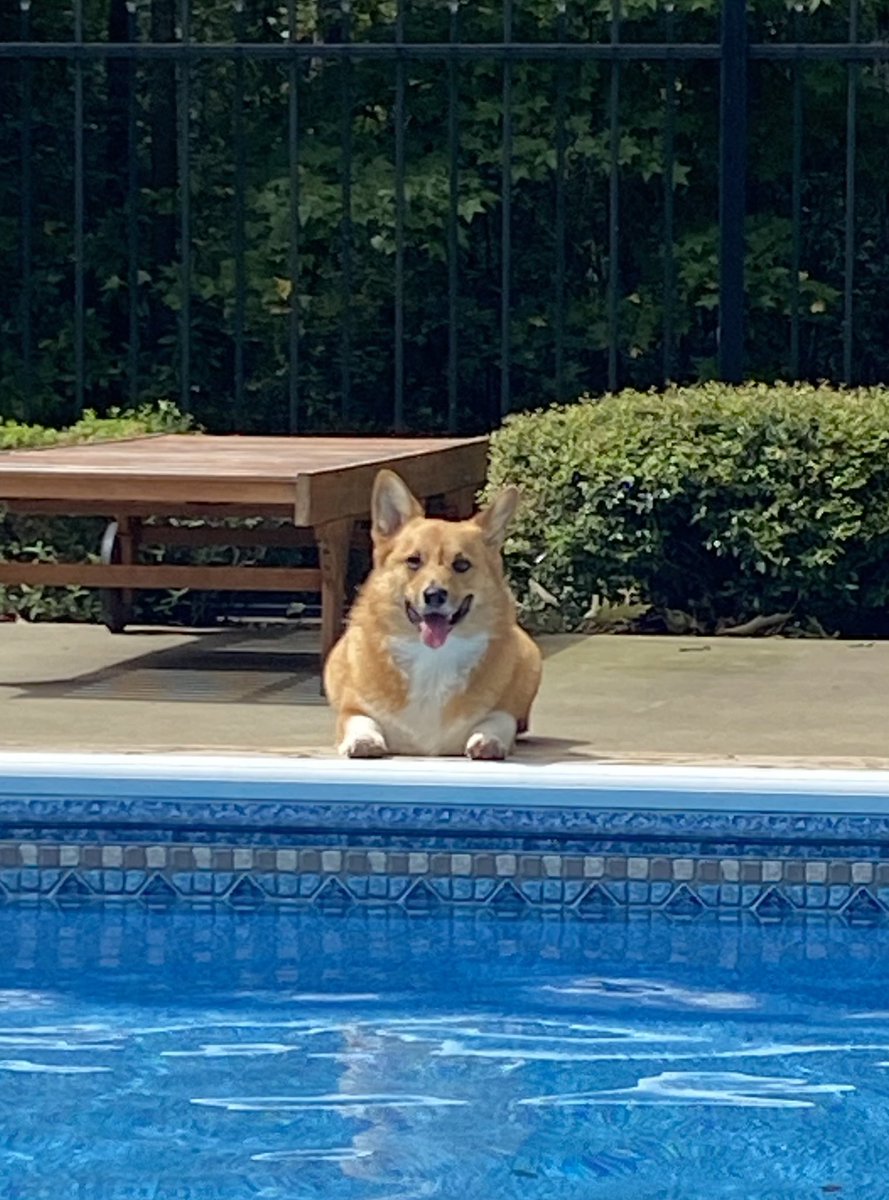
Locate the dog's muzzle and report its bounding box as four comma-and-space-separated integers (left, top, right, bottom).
405, 595, 473, 649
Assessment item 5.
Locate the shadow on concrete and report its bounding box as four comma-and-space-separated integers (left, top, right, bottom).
515, 735, 603, 762
4, 627, 326, 707
538, 635, 587, 661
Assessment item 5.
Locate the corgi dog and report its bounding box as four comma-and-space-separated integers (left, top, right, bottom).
323, 469, 542, 759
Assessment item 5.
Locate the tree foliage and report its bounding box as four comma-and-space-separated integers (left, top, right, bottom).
2, 0, 888, 433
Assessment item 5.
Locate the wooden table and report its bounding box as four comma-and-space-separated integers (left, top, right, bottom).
0, 434, 488, 661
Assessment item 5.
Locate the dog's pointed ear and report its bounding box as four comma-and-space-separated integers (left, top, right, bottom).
473, 486, 519, 548
371, 469, 423, 541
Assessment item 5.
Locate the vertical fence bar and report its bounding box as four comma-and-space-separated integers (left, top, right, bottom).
553, 0, 567, 403
339, 0, 354, 422
177, 0, 192, 414
842, 0, 858, 385
287, 0, 300, 432
500, 0, 513, 418
393, 0, 406, 432
662, 2, 677, 385
789, 5, 803, 379
74, 0, 86, 416
446, 0, 460, 434
126, 0, 140, 406
233, 0, 247, 426
606, 0, 621, 393
718, 0, 747, 383
19, 0, 33, 417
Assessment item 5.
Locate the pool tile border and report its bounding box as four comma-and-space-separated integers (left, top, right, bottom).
4, 756, 889, 919
2, 840, 889, 921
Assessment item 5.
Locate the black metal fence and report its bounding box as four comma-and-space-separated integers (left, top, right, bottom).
1, 0, 888, 435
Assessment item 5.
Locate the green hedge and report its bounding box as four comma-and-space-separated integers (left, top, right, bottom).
488, 382, 889, 637
0, 401, 192, 450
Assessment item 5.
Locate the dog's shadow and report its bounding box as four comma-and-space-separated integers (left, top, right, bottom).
514, 735, 605, 763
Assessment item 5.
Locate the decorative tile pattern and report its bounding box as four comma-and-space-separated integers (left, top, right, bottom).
1, 836, 888, 918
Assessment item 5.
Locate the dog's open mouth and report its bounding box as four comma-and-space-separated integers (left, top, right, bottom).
406, 595, 473, 649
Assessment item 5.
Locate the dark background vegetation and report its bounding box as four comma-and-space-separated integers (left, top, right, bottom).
2, 0, 889, 436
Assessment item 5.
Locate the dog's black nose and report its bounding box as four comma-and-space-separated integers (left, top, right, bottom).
423, 586, 448, 609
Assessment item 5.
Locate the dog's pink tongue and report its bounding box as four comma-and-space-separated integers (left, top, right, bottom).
420, 614, 450, 649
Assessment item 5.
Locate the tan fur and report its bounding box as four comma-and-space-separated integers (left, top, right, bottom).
323, 469, 542, 759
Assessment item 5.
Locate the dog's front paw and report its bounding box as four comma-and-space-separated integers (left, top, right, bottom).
342, 732, 388, 758
465, 732, 507, 761
338, 714, 388, 759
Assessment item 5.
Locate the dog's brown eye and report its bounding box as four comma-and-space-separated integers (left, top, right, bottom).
405, 553, 422, 570
453, 557, 472, 574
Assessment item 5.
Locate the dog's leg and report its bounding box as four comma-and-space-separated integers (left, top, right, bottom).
339, 713, 388, 759
465, 711, 517, 761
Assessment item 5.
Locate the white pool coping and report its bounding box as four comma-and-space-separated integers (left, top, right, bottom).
2, 751, 889, 815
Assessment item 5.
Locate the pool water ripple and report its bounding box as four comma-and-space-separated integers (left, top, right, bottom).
2, 906, 889, 1199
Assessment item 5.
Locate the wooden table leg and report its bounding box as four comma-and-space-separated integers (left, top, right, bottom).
443, 485, 478, 520
99, 515, 140, 633
315, 516, 354, 665
118, 516, 139, 616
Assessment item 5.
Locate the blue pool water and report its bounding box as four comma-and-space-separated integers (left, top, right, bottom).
2, 907, 889, 1199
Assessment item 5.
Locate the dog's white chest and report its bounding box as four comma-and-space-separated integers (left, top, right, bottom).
384, 633, 489, 753
390, 633, 488, 699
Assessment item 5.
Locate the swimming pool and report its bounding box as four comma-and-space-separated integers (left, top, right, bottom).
3, 752, 889, 1198
2, 903, 889, 1199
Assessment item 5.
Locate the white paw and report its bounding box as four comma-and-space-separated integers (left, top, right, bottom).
465, 732, 507, 761
341, 733, 388, 759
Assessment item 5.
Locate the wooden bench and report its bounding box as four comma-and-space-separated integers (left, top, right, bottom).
0, 434, 488, 662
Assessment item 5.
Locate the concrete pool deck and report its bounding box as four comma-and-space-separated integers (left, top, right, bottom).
1, 621, 887, 768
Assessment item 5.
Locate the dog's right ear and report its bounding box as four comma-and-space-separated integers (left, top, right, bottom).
371, 470, 423, 541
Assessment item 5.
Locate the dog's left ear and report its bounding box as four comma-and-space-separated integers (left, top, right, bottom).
473, 486, 520, 548
371, 469, 423, 540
